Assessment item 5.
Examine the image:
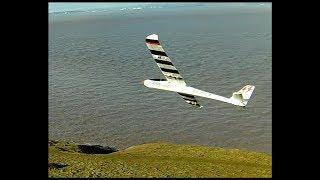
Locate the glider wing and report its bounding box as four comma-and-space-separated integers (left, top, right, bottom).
145, 34, 185, 83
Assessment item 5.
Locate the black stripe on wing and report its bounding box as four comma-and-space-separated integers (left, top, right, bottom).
160, 68, 179, 74
146, 39, 160, 45
150, 50, 167, 56
178, 93, 195, 99
154, 59, 174, 66
177, 93, 202, 108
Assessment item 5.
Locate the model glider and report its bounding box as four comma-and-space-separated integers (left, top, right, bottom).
142, 34, 255, 108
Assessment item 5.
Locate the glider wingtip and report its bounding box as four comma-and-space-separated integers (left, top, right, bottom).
139, 80, 145, 85
146, 34, 158, 40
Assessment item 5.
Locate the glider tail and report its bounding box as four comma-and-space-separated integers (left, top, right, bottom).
230, 85, 255, 107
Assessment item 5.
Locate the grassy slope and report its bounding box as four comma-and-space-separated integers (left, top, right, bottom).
48, 140, 271, 178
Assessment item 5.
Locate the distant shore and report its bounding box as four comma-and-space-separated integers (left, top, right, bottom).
49, 139, 271, 178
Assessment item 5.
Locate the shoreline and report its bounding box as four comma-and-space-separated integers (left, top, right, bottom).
49, 138, 271, 155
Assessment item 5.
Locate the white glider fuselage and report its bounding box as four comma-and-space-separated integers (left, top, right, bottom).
143, 79, 247, 106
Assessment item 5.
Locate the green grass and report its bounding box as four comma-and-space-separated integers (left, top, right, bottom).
48, 140, 271, 178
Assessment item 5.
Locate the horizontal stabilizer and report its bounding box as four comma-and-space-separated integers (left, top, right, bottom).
230, 85, 255, 106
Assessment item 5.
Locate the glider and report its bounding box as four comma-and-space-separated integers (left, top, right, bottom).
142, 34, 255, 108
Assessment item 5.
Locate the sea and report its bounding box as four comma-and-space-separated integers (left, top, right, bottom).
49, 3, 272, 154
